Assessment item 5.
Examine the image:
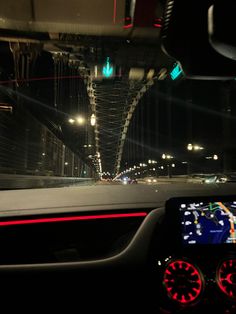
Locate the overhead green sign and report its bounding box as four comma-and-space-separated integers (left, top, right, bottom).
170, 63, 183, 80
102, 57, 113, 78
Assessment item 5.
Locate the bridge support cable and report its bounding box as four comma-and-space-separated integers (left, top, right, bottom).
115, 79, 154, 174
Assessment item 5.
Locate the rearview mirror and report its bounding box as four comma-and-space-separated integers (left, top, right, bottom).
208, 0, 236, 60
162, 0, 236, 79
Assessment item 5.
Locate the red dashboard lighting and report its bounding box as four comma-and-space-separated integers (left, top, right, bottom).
0, 212, 147, 227
163, 260, 203, 305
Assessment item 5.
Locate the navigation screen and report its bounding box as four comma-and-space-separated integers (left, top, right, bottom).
179, 201, 236, 245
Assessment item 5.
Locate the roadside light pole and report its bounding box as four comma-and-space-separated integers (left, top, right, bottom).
187, 144, 204, 175
162, 154, 174, 178
221, 82, 231, 173
167, 164, 170, 178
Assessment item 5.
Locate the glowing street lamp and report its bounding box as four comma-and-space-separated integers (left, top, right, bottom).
76, 115, 85, 125
69, 114, 96, 127
148, 159, 157, 164
162, 154, 173, 159
193, 145, 204, 151
68, 118, 75, 124
90, 114, 96, 126
187, 143, 193, 151
187, 143, 204, 151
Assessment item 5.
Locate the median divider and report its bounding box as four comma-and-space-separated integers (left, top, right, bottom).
0, 174, 95, 189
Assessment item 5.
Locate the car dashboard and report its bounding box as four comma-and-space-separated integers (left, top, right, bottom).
152, 196, 236, 313
0, 184, 236, 313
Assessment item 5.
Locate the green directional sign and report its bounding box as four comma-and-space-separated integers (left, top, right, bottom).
102, 57, 113, 78
170, 63, 183, 80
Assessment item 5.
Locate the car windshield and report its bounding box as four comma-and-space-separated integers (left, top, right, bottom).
2, 3, 236, 311
0, 0, 235, 190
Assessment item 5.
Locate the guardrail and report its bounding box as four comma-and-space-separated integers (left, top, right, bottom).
0, 174, 95, 190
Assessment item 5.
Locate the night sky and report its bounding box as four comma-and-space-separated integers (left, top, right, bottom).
122, 79, 236, 174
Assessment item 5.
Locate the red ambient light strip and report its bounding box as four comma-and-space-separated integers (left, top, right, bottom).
0, 212, 148, 227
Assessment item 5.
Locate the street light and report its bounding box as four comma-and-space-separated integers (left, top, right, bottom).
187, 143, 204, 151
90, 114, 96, 126
193, 145, 204, 151
148, 160, 157, 164
186, 143, 204, 175
162, 153, 174, 178
162, 154, 173, 159
76, 115, 85, 125
68, 118, 75, 124
69, 114, 96, 127
187, 143, 193, 151
83, 144, 93, 148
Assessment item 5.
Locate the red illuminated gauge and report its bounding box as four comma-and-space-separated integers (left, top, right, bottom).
217, 259, 236, 299
163, 259, 204, 305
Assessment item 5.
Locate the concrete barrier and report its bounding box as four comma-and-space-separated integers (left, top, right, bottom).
0, 174, 95, 189
138, 176, 189, 184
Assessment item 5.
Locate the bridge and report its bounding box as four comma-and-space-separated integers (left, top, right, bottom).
0, 0, 233, 188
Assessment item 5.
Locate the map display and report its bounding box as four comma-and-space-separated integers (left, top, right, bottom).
179, 201, 236, 245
